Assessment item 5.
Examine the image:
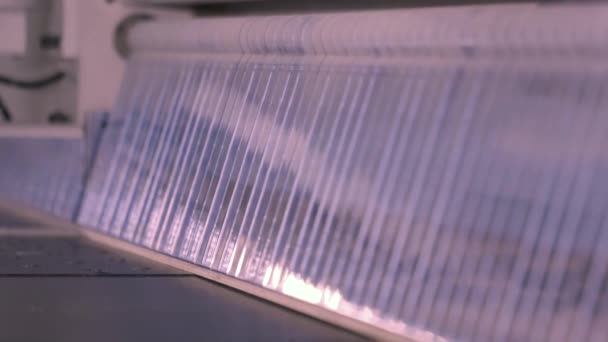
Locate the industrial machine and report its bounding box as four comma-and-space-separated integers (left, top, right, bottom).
1, 1, 608, 341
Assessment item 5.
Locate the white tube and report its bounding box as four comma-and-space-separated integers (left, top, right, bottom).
127, 4, 608, 57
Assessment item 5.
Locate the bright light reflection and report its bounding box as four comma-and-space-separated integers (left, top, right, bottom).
264, 264, 448, 342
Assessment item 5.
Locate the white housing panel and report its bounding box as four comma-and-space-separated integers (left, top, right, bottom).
0, 12, 26, 55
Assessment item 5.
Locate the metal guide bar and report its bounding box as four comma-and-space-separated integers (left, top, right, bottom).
127, 4, 608, 58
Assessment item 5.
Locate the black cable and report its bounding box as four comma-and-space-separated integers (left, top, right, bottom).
0, 96, 11, 122
0, 71, 66, 90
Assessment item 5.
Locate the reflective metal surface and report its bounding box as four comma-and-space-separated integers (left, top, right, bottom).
0, 210, 363, 342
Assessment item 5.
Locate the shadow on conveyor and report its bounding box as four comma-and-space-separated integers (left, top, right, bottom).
0, 208, 366, 342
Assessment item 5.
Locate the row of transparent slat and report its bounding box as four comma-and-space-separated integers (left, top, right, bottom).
75, 54, 608, 341
0, 137, 86, 220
